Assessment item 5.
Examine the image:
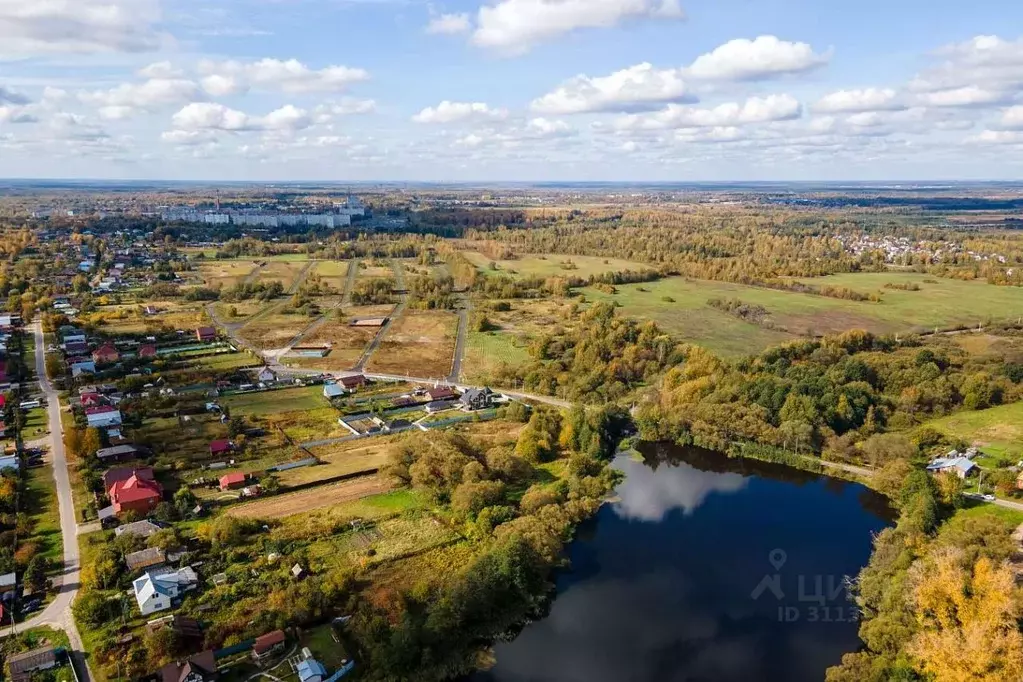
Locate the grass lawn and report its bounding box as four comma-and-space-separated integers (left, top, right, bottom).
221, 385, 330, 416
921, 402, 1023, 461
285, 438, 398, 485
25, 461, 62, 564
311, 260, 350, 291
198, 260, 260, 288
282, 307, 393, 371
237, 305, 317, 349
301, 624, 350, 669
580, 272, 1023, 357
367, 310, 458, 379
23, 406, 48, 436
356, 261, 395, 279
462, 299, 573, 381
953, 500, 1023, 526
213, 300, 267, 323
226, 475, 392, 520
462, 251, 651, 279
254, 260, 310, 291
189, 352, 262, 371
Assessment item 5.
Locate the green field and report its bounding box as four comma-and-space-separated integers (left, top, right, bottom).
26, 461, 62, 563
463, 329, 532, 382
221, 385, 330, 416
462, 251, 651, 279
581, 272, 1023, 357
920, 402, 1023, 461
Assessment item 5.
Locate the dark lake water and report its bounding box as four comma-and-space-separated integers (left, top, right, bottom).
471, 443, 893, 682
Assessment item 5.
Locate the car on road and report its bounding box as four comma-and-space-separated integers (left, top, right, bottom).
983, 494, 996, 502
20, 599, 42, 613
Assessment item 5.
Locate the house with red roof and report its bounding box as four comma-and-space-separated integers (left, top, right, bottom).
80, 392, 103, 407
196, 327, 217, 342
219, 472, 247, 491
92, 342, 120, 365
138, 344, 158, 360
209, 439, 232, 457
106, 467, 162, 516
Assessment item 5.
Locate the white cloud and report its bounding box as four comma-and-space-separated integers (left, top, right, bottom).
170, 102, 312, 133
0, 105, 38, 124
910, 35, 1023, 96
198, 58, 370, 95
686, 36, 830, 81
138, 61, 183, 79
412, 101, 508, 123
916, 86, 1009, 107
965, 129, 1023, 145
81, 79, 200, 117
0, 86, 29, 105
426, 13, 471, 35
472, 0, 683, 55
0, 0, 164, 59
526, 117, 574, 137
614, 94, 802, 130
1000, 105, 1023, 130
531, 63, 691, 115
313, 99, 377, 123
814, 88, 902, 113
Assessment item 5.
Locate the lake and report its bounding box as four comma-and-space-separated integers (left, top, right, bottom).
470, 443, 893, 682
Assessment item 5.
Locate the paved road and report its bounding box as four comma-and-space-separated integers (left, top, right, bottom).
4, 325, 91, 679
353, 259, 408, 372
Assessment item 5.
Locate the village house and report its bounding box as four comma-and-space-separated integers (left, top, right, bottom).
297, 659, 328, 682
159, 651, 218, 682
80, 391, 103, 407
63, 341, 89, 355
219, 472, 247, 491
323, 383, 346, 399
7, 646, 59, 682
96, 443, 148, 463
133, 567, 198, 616
209, 440, 232, 457
426, 386, 458, 402
195, 327, 217, 342
92, 342, 121, 364
426, 400, 457, 414
460, 387, 494, 411
126, 547, 167, 572
105, 467, 163, 516
86, 406, 122, 428
257, 367, 277, 383
71, 360, 97, 377
138, 343, 158, 360
252, 630, 287, 665
115, 519, 164, 539
338, 374, 367, 390
926, 456, 977, 479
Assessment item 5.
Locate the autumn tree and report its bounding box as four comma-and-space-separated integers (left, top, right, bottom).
909, 549, 1023, 682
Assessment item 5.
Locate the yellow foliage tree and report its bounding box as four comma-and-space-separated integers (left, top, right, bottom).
909, 547, 1023, 682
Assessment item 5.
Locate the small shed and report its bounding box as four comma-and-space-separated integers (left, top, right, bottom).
323, 383, 346, 399
297, 658, 328, 682
209, 439, 232, 457
219, 472, 247, 491
7, 647, 59, 681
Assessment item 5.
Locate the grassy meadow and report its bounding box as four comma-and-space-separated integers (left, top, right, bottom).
462, 251, 651, 279
581, 272, 1023, 357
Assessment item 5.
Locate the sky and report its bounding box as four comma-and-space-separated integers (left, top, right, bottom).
1, 0, 1023, 181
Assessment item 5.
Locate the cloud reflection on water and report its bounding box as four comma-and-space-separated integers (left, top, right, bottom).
612, 458, 748, 522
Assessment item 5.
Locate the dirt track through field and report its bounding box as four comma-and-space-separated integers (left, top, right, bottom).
226, 475, 390, 519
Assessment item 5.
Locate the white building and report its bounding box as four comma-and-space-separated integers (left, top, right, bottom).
86, 407, 122, 428
133, 567, 198, 616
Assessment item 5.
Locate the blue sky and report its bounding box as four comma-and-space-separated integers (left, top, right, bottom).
1, 0, 1022, 181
